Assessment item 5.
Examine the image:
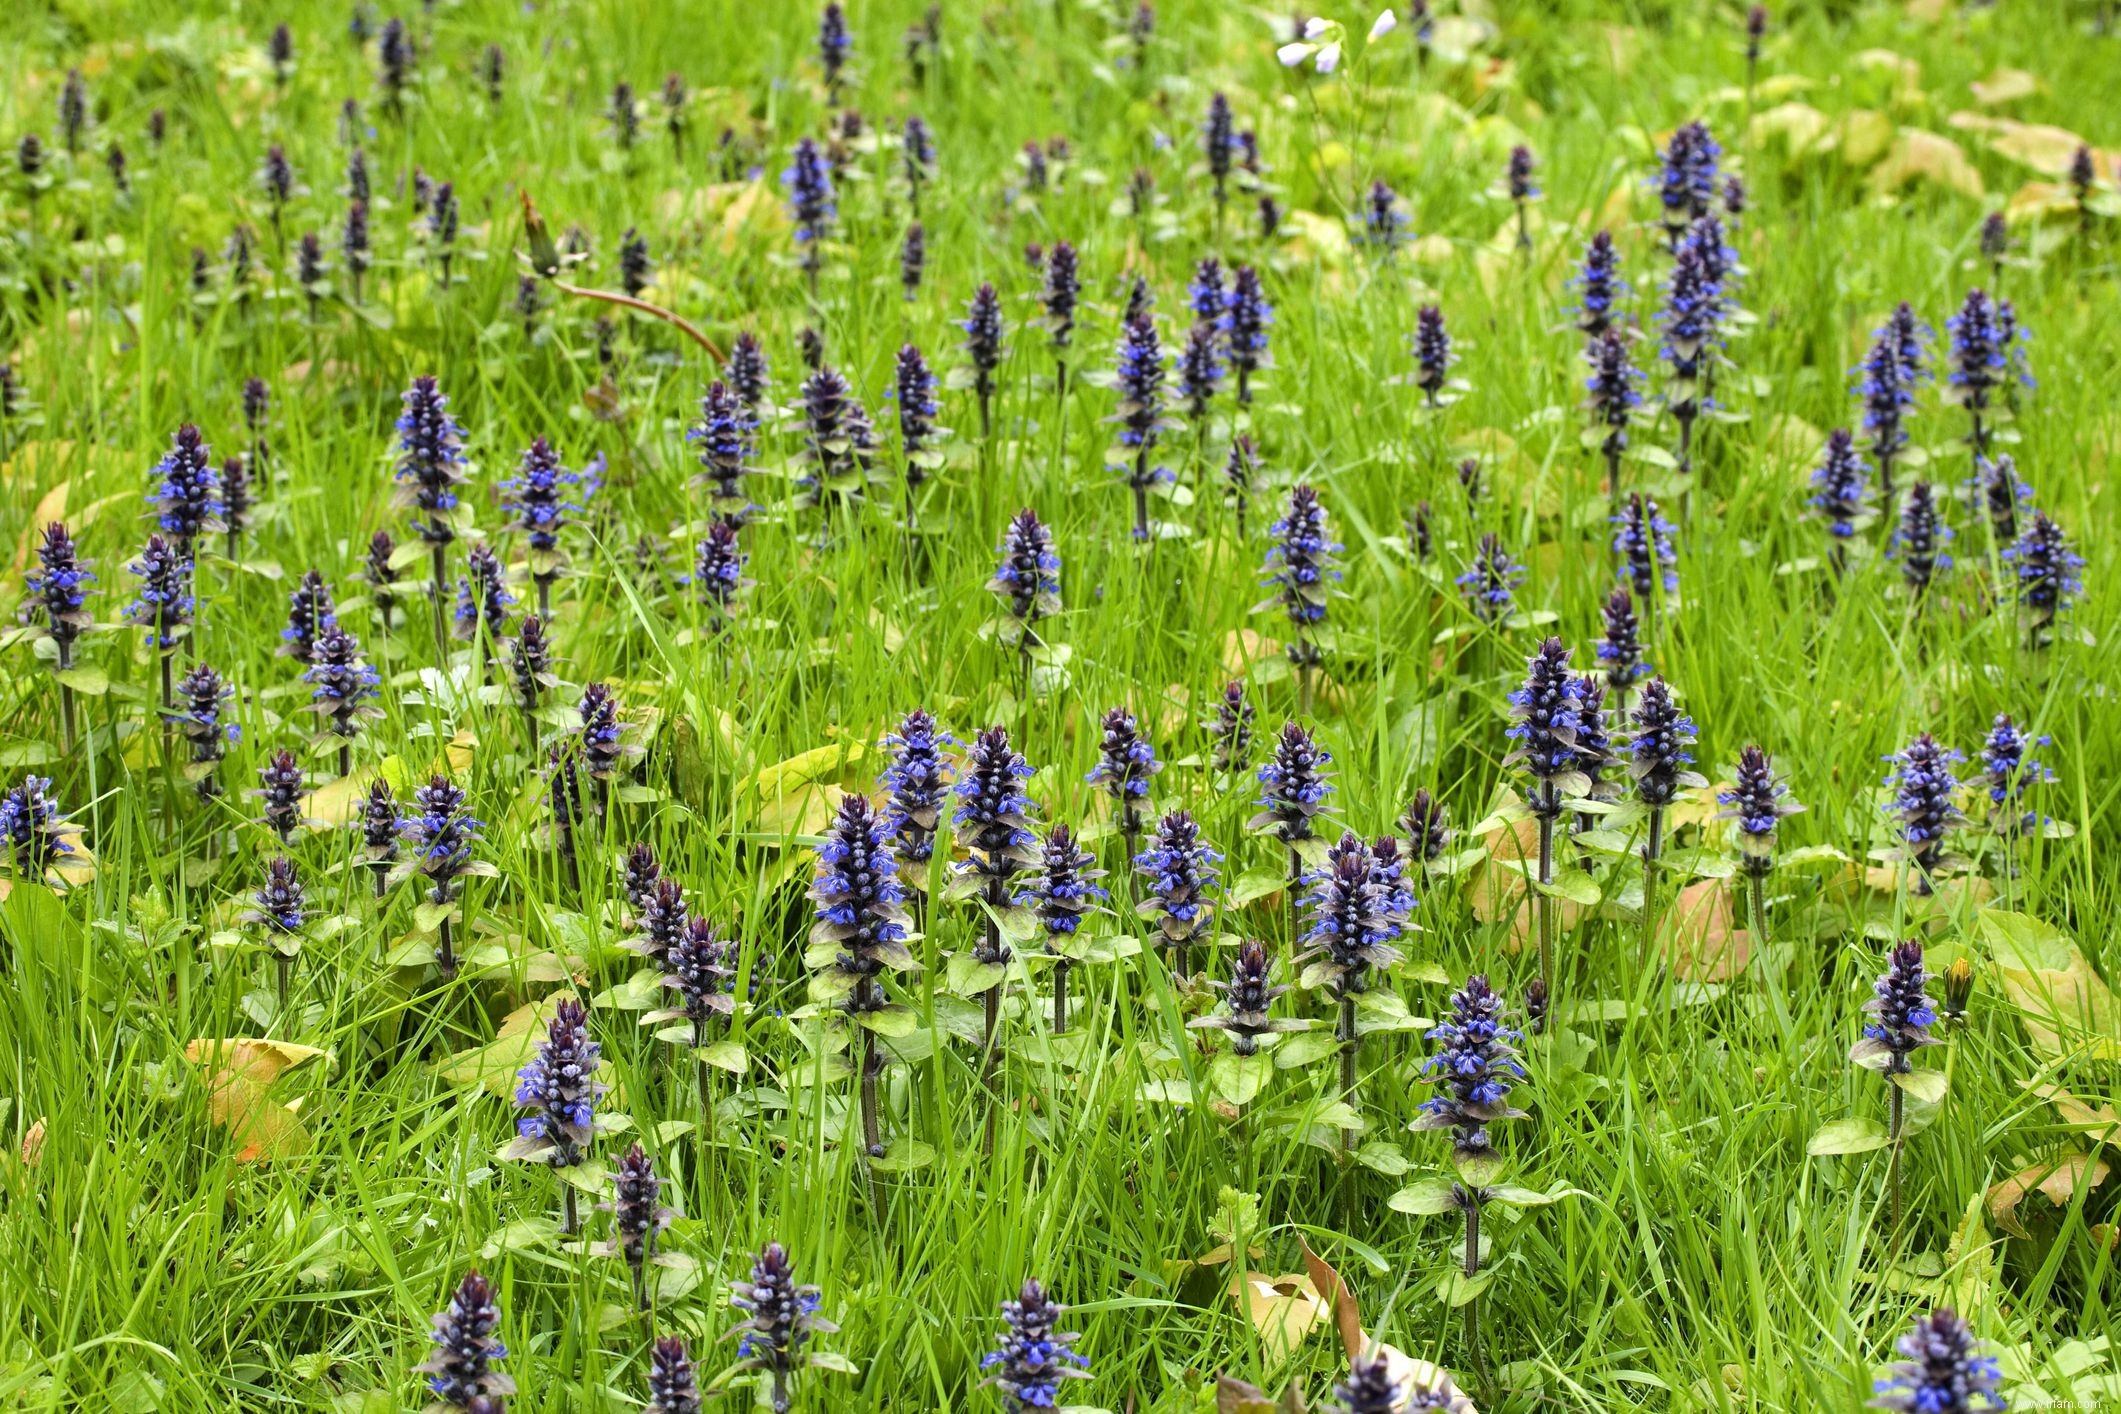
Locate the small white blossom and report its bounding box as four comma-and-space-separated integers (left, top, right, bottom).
1367, 8, 1397, 42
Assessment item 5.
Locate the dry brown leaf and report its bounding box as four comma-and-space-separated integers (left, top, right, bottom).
1297, 1235, 1479, 1412
2006, 181, 2080, 223
1749, 102, 1832, 157
1227, 1271, 1330, 1367
183, 1039, 332, 1163
1970, 69, 2040, 106
1988, 121, 2093, 175
1986, 1151, 2110, 1240
1661, 879, 1749, 983
10, 480, 66, 579
1996, 946, 2121, 1062
20, 1116, 45, 1168
2024, 1082, 2121, 1145
432, 993, 579, 1096
1837, 111, 1897, 170
1222, 628, 1283, 678
1867, 130, 1985, 199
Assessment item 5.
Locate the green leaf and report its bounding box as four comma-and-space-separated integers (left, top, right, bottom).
855, 1005, 919, 1038
1353, 1140, 1411, 1176
1977, 908, 2076, 972
1386, 1178, 1460, 1215
1453, 1150, 1505, 1187
697, 1039, 749, 1074
1536, 869, 1602, 906
1227, 870, 1289, 908
1272, 1031, 1341, 1070
53, 665, 108, 695
1437, 1268, 1496, 1307
944, 952, 1007, 996
1807, 1116, 1892, 1156
1209, 1051, 1273, 1106
868, 1138, 937, 1172
1891, 1069, 1948, 1104
1488, 1184, 1580, 1208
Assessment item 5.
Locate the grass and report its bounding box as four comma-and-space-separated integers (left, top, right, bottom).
0, 0, 2117, 1409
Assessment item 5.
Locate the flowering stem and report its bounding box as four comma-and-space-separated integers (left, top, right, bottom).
436, 910, 458, 979
1887, 1080, 1906, 1235
275, 950, 293, 1019
1464, 1195, 1493, 1400
548, 278, 726, 364
1337, 989, 1359, 1153
562, 1183, 579, 1236
429, 544, 449, 656
57, 681, 76, 756
1640, 806, 1666, 972
1535, 804, 1556, 1015
1051, 960, 1070, 1034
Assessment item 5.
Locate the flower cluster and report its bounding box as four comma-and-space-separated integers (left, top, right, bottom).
1264, 484, 1341, 653
305, 622, 380, 739
149, 423, 223, 550
1457, 532, 1524, 625
125, 534, 193, 648
809, 793, 914, 1015
173, 663, 238, 797
1857, 940, 1940, 1074
982, 1279, 1090, 1412
1655, 120, 1722, 242
26, 522, 94, 661
1884, 733, 1965, 887
1613, 493, 1678, 599
417, 1271, 514, 1412
1627, 678, 1703, 809
1135, 810, 1221, 953
1417, 974, 1526, 1162
0, 776, 76, 879
1980, 713, 2052, 835
1571, 230, 1627, 339
989, 508, 1061, 646
394, 375, 470, 545
879, 709, 955, 866
403, 774, 483, 904
500, 436, 595, 555
1718, 745, 1800, 872
1019, 824, 1107, 945
2006, 510, 2083, 642
1193, 940, 1293, 1054
1253, 722, 1335, 843
1506, 638, 1588, 815
1412, 304, 1452, 404
954, 726, 1040, 885
1597, 587, 1645, 699
1209, 680, 1254, 774
1870, 1308, 2002, 1413
727, 1243, 835, 1396
510, 996, 602, 1168
1809, 429, 1874, 542
1298, 832, 1403, 996
1088, 708, 1161, 814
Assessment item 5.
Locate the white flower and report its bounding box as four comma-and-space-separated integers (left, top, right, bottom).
1314, 40, 1343, 73
1304, 16, 1333, 38
1277, 40, 1314, 67
1367, 8, 1397, 42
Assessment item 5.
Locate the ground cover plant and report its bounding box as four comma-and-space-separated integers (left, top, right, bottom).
0, 0, 2116, 1408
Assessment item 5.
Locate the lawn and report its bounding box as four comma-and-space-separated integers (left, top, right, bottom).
0, 0, 2116, 1410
